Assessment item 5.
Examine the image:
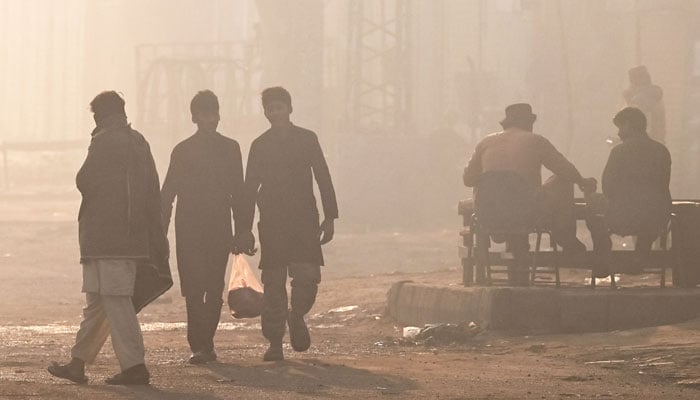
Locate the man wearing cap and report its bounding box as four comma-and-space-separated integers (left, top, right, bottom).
464, 103, 597, 256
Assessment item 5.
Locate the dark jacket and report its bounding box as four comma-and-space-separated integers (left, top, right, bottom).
242, 124, 338, 269
161, 131, 245, 295
602, 133, 671, 236
78, 120, 165, 260
77, 118, 171, 310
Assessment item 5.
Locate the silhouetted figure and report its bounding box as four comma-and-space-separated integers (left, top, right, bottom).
464, 104, 596, 285
624, 66, 666, 143
240, 87, 338, 361
48, 91, 168, 385
587, 107, 671, 276
161, 90, 249, 364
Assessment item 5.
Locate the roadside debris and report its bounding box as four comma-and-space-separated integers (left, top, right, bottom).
400, 322, 482, 345
402, 326, 421, 338
328, 305, 359, 313
309, 305, 382, 326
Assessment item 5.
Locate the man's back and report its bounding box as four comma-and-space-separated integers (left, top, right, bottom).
603, 134, 671, 235
77, 123, 157, 260
464, 128, 580, 188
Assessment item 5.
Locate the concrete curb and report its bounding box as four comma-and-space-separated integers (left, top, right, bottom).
387, 282, 700, 334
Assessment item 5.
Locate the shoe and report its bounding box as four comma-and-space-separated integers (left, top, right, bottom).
288, 311, 311, 352
47, 361, 87, 384
105, 364, 150, 385
263, 341, 284, 361
189, 350, 217, 365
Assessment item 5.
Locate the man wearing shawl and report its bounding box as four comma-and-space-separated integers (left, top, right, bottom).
48, 91, 170, 385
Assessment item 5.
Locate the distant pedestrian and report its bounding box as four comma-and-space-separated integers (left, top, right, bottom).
161, 90, 250, 364
240, 87, 338, 361
48, 91, 169, 385
624, 66, 666, 143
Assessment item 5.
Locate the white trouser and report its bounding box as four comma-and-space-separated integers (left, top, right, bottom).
70, 259, 145, 371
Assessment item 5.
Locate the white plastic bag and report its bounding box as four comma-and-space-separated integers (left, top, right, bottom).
227, 255, 263, 318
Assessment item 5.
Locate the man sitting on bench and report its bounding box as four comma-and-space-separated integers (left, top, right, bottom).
463, 103, 597, 268
587, 107, 672, 277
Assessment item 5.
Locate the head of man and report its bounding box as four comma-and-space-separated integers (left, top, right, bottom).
90, 91, 126, 126
190, 90, 220, 132
613, 107, 647, 141
261, 87, 292, 128
500, 103, 537, 132
628, 65, 652, 87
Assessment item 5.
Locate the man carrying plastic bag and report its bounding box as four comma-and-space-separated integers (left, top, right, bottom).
161, 91, 251, 364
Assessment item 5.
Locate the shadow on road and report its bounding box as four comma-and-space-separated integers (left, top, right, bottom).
93, 384, 223, 400
202, 357, 419, 395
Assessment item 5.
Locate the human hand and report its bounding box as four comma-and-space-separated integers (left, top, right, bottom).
578, 177, 597, 194
232, 231, 257, 256
319, 219, 335, 245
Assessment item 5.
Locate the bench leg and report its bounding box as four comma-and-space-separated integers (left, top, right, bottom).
462, 248, 474, 286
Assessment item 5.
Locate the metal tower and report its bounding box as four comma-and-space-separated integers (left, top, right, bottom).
346, 0, 412, 135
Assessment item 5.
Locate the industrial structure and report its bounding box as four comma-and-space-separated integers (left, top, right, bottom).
1, 0, 700, 217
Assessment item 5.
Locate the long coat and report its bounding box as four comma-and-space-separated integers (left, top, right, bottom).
77, 119, 171, 310
242, 124, 338, 269
161, 130, 245, 296
77, 120, 166, 261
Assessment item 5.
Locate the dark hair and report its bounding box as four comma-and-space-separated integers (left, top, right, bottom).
261, 86, 292, 108
190, 90, 219, 116
613, 107, 647, 132
90, 91, 126, 119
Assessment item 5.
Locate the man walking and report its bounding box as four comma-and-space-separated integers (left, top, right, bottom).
48, 91, 167, 385
161, 90, 250, 364
240, 87, 338, 361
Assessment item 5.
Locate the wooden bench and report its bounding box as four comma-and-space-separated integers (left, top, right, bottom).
458, 199, 700, 288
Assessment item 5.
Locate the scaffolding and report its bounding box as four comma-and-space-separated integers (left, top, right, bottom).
346, 0, 412, 135
134, 41, 261, 145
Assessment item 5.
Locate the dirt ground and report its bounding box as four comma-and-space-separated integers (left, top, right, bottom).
1, 192, 699, 399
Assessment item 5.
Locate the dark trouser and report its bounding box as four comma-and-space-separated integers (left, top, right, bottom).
504, 235, 531, 286
184, 260, 227, 354
260, 263, 321, 343
586, 214, 658, 275
537, 175, 581, 251
502, 176, 579, 285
